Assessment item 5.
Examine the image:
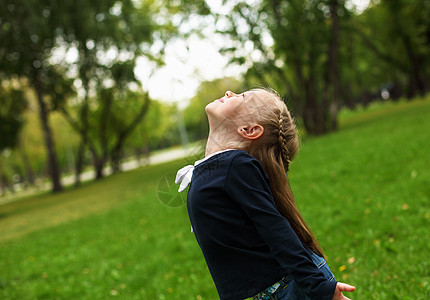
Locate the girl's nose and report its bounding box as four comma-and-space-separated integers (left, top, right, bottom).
225, 91, 236, 97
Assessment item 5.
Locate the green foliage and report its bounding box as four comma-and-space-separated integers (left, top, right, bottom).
0, 0, 74, 105
211, 0, 430, 134
291, 96, 430, 299
4, 108, 81, 181
51, 113, 82, 173
13, 108, 48, 177
354, 0, 430, 97
0, 91, 179, 187
1, 96, 429, 299
0, 85, 27, 150
126, 100, 179, 152
0, 0, 211, 188
55, 0, 211, 177
216, 0, 352, 133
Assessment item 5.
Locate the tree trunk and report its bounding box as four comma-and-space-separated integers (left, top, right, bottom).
59, 89, 92, 186
111, 96, 150, 173
301, 49, 329, 135
401, 35, 426, 97
93, 90, 114, 179
111, 146, 122, 173
74, 90, 90, 186
95, 159, 104, 179
33, 73, 63, 192
386, 0, 427, 98
328, 0, 340, 131
303, 1, 340, 135
89, 146, 105, 179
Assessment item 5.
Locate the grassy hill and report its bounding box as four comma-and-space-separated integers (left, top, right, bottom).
1, 97, 429, 299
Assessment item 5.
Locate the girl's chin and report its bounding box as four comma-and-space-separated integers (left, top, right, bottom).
205, 101, 218, 112
204, 103, 212, 112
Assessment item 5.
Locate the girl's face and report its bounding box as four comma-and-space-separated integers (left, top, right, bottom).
205, 90, 266, 144
205, 91, 248, 121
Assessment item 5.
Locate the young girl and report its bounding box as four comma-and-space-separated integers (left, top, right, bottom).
176, 89, 355, 300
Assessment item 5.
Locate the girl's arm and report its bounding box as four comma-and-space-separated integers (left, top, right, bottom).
225, 153, 337, 299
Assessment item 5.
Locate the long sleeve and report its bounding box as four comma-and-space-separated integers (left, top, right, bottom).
224, 153, 337, 300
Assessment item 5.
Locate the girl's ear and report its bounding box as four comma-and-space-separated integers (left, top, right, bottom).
237, 124, 264, 140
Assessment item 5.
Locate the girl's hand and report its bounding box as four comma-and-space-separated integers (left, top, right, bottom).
332, 282, 356, 300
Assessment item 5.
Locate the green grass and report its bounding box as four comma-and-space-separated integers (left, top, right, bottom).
1, 96, 430, 299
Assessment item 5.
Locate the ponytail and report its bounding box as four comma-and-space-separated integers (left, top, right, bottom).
249, 145, 325, 258
246, 89, 325, 258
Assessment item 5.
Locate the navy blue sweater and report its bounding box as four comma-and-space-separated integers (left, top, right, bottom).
187, 150, 337, 300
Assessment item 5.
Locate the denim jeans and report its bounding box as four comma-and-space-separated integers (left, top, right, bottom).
253, 252, 335, 300
272, 252, 336, 300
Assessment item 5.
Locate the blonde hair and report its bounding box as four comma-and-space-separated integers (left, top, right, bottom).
241, 88, 324, 257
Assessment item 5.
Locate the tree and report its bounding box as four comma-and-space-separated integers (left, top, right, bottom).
214, 0, 351, 134
0, 84, 27, 151
0, 84, 27, 195
1, 0, 210, 188
58, 0, 209, 181
4, 97, 81, 190
55, 0, 156, 182
0, 0, 78, 192
126, 100, 179, 164
354, 0, 430, 98
85, 87, 150, 177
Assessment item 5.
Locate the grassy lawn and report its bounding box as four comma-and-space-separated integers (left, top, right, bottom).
1, 97, 430, 299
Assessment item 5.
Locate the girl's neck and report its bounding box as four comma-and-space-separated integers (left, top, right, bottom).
205, 130, 241, 157
205, 132, 227, 156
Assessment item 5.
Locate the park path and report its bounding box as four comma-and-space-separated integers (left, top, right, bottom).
0, 145, 201, 206
62, 146, 200, 185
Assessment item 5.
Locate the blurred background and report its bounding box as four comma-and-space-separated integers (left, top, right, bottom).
0, 0, 429, 195
1, 0, 429, 299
